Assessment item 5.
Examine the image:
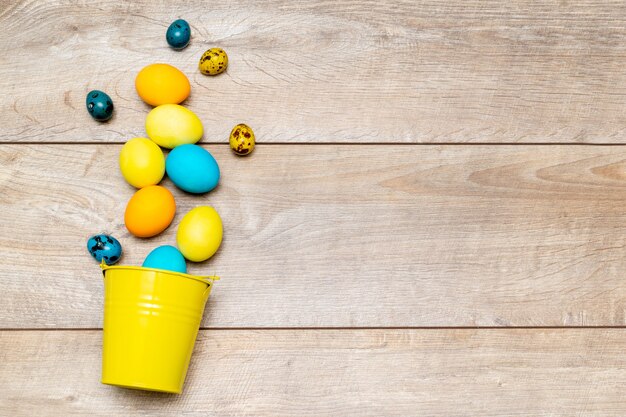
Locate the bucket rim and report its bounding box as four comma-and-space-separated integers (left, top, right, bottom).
100, 262, 220, 286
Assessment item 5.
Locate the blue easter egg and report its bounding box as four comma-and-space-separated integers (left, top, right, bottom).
142, 245, 187, 273
166, 19, 190, 50
86, 90, 114, 121
87, 234, 122, 265
165, 144, 220, 194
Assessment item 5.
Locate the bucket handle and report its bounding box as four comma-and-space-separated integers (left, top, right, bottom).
193, 274, 220, 285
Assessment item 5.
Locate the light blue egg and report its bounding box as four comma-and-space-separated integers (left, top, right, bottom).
165, 144, 220, 194
87, 234, 122, 265
142, 245, 187, 273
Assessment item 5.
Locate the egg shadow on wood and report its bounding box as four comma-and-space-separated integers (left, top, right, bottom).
175, 181, 221, 197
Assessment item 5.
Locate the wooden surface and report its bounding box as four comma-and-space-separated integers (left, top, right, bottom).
2, 144, 626, 328
2, 329, 626, 416
2, 0, 626, 144
2, 0, 626, 414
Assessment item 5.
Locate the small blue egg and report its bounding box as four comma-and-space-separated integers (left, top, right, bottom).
87, 234, 122, 265
166, 144, 220, 194
86, 90, 114, 121
142, 245, 187, 273
166, 19, 190, 50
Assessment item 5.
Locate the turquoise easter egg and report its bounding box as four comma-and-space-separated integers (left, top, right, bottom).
142, 245, 187, 273
165, 144, 220, 194
86, 90, 113, 121
166, 19, 190, 50
87, 234, 122, 265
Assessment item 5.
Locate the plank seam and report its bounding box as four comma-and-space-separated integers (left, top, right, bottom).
2, 326, 626, 331
2, 142, 626, 146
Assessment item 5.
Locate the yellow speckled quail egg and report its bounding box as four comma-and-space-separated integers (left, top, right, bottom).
229, 124, 255, 156
199, 48, 228, 76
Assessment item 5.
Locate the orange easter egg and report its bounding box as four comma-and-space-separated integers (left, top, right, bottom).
135, 63, 190, 106
124, 185, 176, 238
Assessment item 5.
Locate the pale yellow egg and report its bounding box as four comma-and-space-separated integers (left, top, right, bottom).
145, 104, 203, 149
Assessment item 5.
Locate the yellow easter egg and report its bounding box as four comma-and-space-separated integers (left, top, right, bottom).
119, 137, 165, 188
135, 63, 190, 106
145, 104, 203, 149
176, 206, 223, 262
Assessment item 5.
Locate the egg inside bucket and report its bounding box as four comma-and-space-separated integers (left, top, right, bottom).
142, 245, 187, 273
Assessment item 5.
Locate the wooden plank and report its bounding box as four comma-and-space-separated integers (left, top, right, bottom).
1, 144, 626, 328
1, 329, 626, 416
2, 0, 626, 144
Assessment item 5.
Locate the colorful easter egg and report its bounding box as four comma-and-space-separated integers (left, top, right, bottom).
166, 19, 190, 50
166, 144, 220, 194
199, 48, 228, 75
124, 185, 176, 238
145, 104, 203, 149
86, 90, 113, 121
176, 206, 223, 262
135, 63, 190, 106
229, 123, 255, 156
142, 245, 187, 273
119, 137, 165, 188
87, 234, 122, 265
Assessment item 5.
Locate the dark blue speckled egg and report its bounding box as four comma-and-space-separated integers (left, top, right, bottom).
85, 90, 113, 121
166, 19, 190, 50
87, 234, 122, 265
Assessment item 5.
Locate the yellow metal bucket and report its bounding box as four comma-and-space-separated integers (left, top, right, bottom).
100, 263, 219, 394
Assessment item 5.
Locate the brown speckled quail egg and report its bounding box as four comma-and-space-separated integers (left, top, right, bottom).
229, 124, 255, 156
199, 48, 228, 75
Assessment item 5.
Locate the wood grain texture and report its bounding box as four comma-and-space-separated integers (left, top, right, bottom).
1, 329, 626, 416
2, 0, 626, 144
1, 144, 626, 328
